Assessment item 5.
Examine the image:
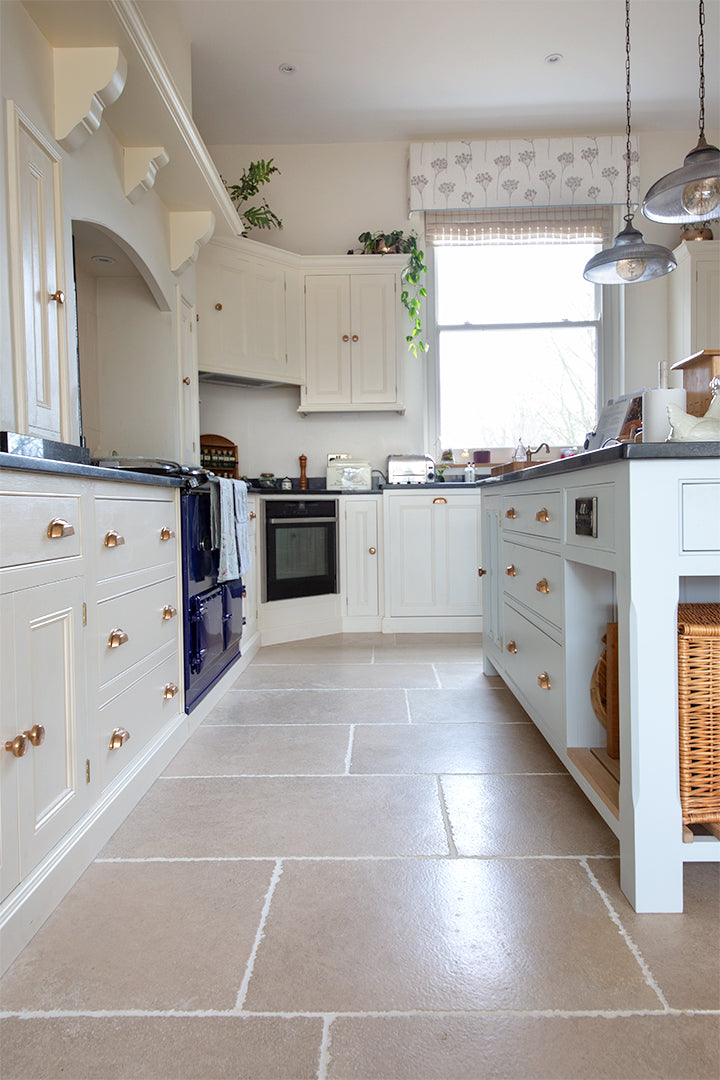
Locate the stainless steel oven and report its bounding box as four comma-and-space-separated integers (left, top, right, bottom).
265, 499, 338, 602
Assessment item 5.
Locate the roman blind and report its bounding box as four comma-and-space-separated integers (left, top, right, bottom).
424, 205, 614, 246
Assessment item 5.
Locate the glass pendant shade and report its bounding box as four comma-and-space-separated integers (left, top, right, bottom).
642, 137, 720, 222
583, 219, 677, 284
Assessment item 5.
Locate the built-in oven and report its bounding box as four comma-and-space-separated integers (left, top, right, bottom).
265, 499, 338, 602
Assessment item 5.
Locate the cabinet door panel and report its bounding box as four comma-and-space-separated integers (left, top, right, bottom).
351, 274, 396, 403
440, 502, 482, 613
0, 597, 21, 900
388, 499, 436, 615
252, 265, 286, 375
345, 499, 379, 618
305, 275, 352, 404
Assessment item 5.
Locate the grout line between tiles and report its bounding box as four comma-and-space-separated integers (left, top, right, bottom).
343, 726, 355, 774
234, 859, 283, 1012
95, 853, 621, 863
317, 1014, 334, 1080
157, 770, 570, 780
580, 857, 671, 1011
436, 777, 458, 858
403, 688, 412, 723
430, 663, 443, 688
2, 1006, 717, 1021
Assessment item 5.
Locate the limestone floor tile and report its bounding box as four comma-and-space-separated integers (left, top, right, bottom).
591, 859, 720, 1010
350, 721, 563, 775
442, 774, 619, 856
407, 686, 529, 724
204, 688, 410, 726
163, 724, 350, 776
0, 1016, 324, 1079
434, 663, 497, 689
243, 859, 661, 1013
325, 1014, 720, 1080
234, 662, 438, 690
0, 861, 273, 1011
372, 636, 482, 663
101, 776, 449, 858
251, 640, 374, 664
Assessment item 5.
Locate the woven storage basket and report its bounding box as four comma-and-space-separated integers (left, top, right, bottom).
678, 603, 720, 826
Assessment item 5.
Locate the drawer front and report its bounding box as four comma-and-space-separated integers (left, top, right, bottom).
0, 493, 81, 568
682, 481, 720, 551
502, 602, 565, 747
100, 651, 181, 790
94, 496, 177, 581
502, 491, 562, 540
503, 540, 563, 629
97, 577, 179, 688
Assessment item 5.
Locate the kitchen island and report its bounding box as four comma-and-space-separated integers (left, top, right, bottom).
478, 443, 720, 912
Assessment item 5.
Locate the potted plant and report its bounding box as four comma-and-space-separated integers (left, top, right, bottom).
358, 230, 428, 356
223, 159, 283, 235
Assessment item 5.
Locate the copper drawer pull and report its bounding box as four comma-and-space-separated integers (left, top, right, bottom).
342, 334, 350, 342
108, 628, 128, 648
104, 530, 125, 547
535, 508, 550, 522
50, 289, 65, 305
369, 547, 377, 555
47, 517, 75, 539
536, 578, 550, 594
109, 727, 130, 750
506, 640, 518, 654
160, 526, 175, 541
4, 734, 29, 757
537, 672, 551, 690
249, 511, 256, 520
24, 724, 46, 747
432, 497, 447, 504
352, 334, 359, 342
505, 507, 516, 519
163, 683, 179, 700
478, 568, 486, 577
505, 564, 516, 576
162, 604, 177, 620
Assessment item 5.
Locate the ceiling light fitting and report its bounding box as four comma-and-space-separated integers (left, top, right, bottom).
545, 53, 563, 65
642, 0, 720, 223
278, 63, 296, 75
583, 0, 676, 285
90, 254, 116, 265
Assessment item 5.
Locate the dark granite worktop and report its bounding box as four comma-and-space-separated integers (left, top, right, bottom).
477, 442, 720, 486
0, 452, 184, 486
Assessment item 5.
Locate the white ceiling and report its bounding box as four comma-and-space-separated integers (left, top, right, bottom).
174, 0, 720, 146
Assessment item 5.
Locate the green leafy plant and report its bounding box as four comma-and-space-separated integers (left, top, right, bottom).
358, 230, 428, 356
223, 159, 283, 234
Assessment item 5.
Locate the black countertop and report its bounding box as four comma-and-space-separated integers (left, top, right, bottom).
0, 452, 184, 486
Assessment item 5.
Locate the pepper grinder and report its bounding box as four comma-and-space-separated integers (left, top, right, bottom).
299, 454, 308, 490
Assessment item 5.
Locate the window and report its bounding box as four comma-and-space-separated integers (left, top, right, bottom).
429, 207, 613, 452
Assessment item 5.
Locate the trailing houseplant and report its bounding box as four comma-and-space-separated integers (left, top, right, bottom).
358, 230, 428, 356
223, 158, 283, 234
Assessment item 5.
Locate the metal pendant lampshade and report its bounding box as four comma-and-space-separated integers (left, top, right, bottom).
643, 1, 720, 223
584, 0, 677, 285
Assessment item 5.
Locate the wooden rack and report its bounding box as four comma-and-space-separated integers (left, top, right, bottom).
200, 433, 238, 478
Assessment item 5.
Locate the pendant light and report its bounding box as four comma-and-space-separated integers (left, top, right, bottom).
643, 0, 720, 223
583, 0, 677, 284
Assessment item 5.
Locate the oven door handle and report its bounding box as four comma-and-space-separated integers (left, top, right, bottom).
268, 517, 337, 525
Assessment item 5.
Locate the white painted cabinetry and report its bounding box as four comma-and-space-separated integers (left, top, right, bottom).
343, 497, 381, 622
668, 240, 720, 364
242, 495, 260, 644
385, 490, 482, 629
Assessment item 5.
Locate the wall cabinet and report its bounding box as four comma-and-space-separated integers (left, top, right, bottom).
196, 240, 303, 386
385, 490, 482, 623
343, 497, 381, 620
668, 240, 720, 365
301, 266, 404, 413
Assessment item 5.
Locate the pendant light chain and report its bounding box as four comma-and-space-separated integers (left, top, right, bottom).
698, 0, 706, 138
624, 0, 633, 223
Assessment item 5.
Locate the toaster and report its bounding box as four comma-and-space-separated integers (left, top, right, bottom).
387, 454, 436, 484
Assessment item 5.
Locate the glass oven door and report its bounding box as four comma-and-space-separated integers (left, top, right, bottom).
265, 504, 337, 602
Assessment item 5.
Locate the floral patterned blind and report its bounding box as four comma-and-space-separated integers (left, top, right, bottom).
408, 136, 639, 212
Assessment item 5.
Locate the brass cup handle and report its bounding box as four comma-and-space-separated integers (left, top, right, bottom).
537, 672, 551, 690
249, 511, 256, 520
109, 727, 130, 750
432, 497, 447, 504
162, 604, 177, 620
104, 530, 125, 547
506, 640, 518, 654
352, 334, 359, 342
478, 568, 486, 577
369, 547, 377, 555
163, 683, 179, 700
50, 289, 65, 304
47, 518, 75, 539
160, 527, 175, 541
535, 578, 550, 594
535, 508, 550, 522
505, 564, 516, 576
4, 734, 29, 757
108, 628, 128, 648
342, 334, 350, 342
24, 724, 46, 747
505, 507, 517, 519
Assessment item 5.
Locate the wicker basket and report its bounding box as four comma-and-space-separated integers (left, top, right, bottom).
678, 603, 720, 827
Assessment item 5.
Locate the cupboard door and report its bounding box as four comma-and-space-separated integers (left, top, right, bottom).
344, 498, 380, 618
304, 275, 352, 405
350, 274, 397, 404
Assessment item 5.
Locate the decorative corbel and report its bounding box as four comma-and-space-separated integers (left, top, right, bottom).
53, 46, 127, 152
169, 211, 215, 275
123, 146, 170, 203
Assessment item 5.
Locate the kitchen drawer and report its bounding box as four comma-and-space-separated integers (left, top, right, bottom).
502, 491, 562, 540
682, 481, 720, 551
97, 577, 179, 688
0, 493, 81, 568
94, 495, 177, 582
503, 540, 563, 630
501, 601, 565, 747
99, 651, 181, 790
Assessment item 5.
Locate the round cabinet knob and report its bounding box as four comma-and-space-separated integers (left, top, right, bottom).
183, 377, 191, 386
24, 724, 46, 747
478, 568, 486, 577
505, 507, 517, 519
506, 640, 518, 654
505, 565, 517, 577
47, 518, 75, 539
249, 511, 256, 520
160, 527, 175, 541
109, 727, 131, 750
537, 672, 551, 690
107, 628, 128, 648
352, 334, 359, 342
4, 734, 29, 757
535, 508, 550, 523
342, 334, 350, 342
163, 683, 179, 700
49, 289, 65, 304
104, 530, 125, 548
215, 303, 223, 311
368, 547, 377, 555
162, 604, 177, 620
535, 578, 550, 594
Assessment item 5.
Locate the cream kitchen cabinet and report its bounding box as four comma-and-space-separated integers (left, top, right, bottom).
300, 262, 404, 413
668, 239, 720, 365
343, 496, 381, 623
196, 239, 303, 385
241, 495, 260, 645
384, 489, 482, 628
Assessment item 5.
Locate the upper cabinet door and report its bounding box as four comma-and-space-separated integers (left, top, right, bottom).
304, 274, 353, 406
7, 106, 68, 442
350, 273, 397, 405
